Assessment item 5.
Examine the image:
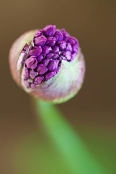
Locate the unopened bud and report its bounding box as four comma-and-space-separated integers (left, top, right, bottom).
9, 25, 85, 103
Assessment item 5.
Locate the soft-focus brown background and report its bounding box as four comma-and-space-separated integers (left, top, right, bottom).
0, 0, 116, 174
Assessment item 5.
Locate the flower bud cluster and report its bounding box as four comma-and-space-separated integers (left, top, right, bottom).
20, 25, 79, 89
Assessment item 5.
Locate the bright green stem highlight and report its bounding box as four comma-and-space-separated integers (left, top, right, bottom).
35, 99, 106, 174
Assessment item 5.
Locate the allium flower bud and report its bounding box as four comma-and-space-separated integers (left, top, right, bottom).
9, 25, 85, 103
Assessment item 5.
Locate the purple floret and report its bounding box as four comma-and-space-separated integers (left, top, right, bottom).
21, 25, 79, 89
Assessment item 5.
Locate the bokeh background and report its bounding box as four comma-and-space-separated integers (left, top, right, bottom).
0, 0, 116, 173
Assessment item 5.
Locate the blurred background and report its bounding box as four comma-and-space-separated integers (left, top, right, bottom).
0, 0, 116, 173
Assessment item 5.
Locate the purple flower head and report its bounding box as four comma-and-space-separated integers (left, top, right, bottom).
18, 25, 80, 89
9, 25, 85, 103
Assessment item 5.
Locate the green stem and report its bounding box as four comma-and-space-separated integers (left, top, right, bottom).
35, 99, 106, 174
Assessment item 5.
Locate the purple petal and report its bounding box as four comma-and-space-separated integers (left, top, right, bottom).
37, 64, 48, 75
59, 55, 66, 60
58, 51, 63, 55
64, 37, 69, 42
63, 51, 71, 61
61, 29, 70, 38
55, 62, 61, 73
42, 58, 50, 66
41, 54, 47, 59
57, 41, 66, 50
66, 43, 72, 52
72, 45, 78, 53
34, 76, 44, 85
37, 55, 44, 62
71, 52, 77, 61
24, 80, 30, 87
45, 71, 56, 80
68, 37, 78, 45
52, 46, 59, 53
24, 68, 29, 79
25, 57, 37, 69
43, 25, 56, 36
46, 37, 56, 46
54, 30, 63, 41
34, 30, 43, 38
30, 70, 38, 79
46, 53, 54, 59
48, 60, 59, 71
29, 46, 42, 56
22, 44, 29, 52
52, 54, 59, 59
34, 36, 47, 46
30, 83, 36, 89
42, 45, 52, 54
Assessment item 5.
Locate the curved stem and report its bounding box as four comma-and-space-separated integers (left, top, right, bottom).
35, 99, 106, 174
